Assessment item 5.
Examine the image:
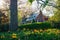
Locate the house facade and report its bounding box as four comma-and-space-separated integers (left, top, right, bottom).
22, 10, 48, 24
35, 10, 48, 22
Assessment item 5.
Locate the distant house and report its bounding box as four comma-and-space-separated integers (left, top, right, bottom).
26, 10, 48, 22
21, 16, 27, 24
35, 10, 48, 22
22, 10, 48, 24
26, 12, 39, 22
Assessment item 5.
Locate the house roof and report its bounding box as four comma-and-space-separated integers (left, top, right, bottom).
26, 10, 48, 21
26, 12, 39, 21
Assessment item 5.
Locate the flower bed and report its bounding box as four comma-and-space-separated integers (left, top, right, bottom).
0, 29, 60, 40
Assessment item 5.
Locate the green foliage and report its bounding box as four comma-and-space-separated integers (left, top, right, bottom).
50, 10, 60, 22
49, 9, 60, 28
32, 19, 35, 23
0, 24, 9, 32
43, 0, 49, 8
0, 29, 60, 40
19, 22, 52, 29
51, 21, 60, 28
49, 0, 60, 27
28, 0, 34, 3
56, 0, 60, 8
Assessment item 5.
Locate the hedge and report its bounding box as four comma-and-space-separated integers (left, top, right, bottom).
0, 21, 60, 32
51, 21, 60, 28
19, 22, 52, 29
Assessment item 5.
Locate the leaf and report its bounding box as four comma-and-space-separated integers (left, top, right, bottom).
43, 0, 49, 8
28, 0, 34, 4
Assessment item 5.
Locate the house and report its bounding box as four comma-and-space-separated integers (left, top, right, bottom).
26, 12, 39, 22
35, 10, 48, 22
26, 10, 48, 22
21, 10, 48, 24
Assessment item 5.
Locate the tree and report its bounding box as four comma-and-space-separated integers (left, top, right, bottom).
0, 10, 9, 24
9, 0, 18, 31
28, 0, 34, 3
49, 0, 60, 22
28, 0, 50, 22
0, 11, 3, 24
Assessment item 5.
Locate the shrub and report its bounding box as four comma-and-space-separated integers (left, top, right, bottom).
0, 24, 9, 32
50, 21, 60, 29
19, 22, 52, 30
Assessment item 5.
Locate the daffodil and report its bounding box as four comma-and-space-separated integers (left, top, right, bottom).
12, 33, 17, 38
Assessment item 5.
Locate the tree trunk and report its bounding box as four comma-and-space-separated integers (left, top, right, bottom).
9, 0, 18, 31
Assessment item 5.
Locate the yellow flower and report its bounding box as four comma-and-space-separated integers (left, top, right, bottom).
40, 29, 43, 32
1, 35, 5, 38
12, 33, 17, 38
34, 29, 39, 32
56, 30, 60, 35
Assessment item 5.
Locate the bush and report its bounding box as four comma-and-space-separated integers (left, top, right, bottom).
50, 21, 60, 29
0, 24, 9, 32
19, 22, 52, 30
